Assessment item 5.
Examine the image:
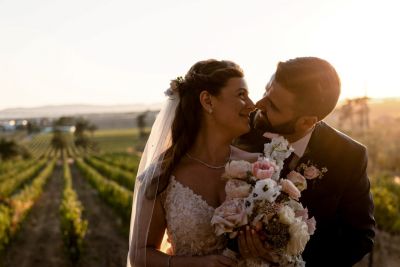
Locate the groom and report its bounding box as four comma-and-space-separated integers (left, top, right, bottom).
235, 57, 375, 266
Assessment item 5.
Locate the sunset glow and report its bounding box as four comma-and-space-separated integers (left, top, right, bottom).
0, 0, 398, 110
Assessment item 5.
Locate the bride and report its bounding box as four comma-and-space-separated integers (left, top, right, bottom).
128, 59, 263, 267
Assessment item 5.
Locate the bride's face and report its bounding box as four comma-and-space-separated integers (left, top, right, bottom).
210, 77, 255, 137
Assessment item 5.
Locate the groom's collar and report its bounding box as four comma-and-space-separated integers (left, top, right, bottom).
263, 127, 315, 158
289, 127, 315, 158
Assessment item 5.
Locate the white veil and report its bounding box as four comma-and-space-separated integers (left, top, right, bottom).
127, 85, 179, 267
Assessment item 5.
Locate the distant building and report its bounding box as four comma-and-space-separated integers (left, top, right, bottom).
43, 125, 76, 133
0, 119, 29, 132
54, 125, 76, 133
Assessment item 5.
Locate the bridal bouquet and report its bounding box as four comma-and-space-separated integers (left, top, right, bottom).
211, 137, 316, 266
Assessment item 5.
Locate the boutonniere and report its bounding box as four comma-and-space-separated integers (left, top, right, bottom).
297, 160, 328, 180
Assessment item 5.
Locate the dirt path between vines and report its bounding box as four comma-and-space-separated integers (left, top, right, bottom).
2, 164, 71, 267
70, 163, 129, 267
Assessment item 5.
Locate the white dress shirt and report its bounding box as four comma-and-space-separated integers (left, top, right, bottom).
290, 128, 315, 158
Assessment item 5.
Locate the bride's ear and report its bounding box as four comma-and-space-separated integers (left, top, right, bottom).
199, 90, 213, 114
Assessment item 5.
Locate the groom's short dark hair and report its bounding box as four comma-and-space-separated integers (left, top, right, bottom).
275, 57, 341, 120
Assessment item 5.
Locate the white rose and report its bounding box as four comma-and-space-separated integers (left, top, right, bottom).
264, 136, 294, 163
223, 160, 252, 179
287, 199, 304, 212
287, 220, 310, 255
225, 179, 251, 199
278, 205, 296, 225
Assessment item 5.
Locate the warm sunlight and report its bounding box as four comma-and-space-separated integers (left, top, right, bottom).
309, 0, 398, 100
1, 2, 400, 267
0, 0, 398, 110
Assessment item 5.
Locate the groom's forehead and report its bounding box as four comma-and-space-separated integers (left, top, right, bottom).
267, 82, 297, 108
263, 76, 276, 97
265, 74, 275, 90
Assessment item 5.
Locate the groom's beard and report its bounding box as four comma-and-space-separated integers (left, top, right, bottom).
253, 109, 297, 135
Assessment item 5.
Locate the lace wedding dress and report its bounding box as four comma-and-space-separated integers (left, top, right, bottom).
161, 176, 226, 256
161, 176, 271, 267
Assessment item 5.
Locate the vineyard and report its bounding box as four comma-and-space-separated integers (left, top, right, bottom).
0, 104, 399, 266
0, 128, 143, 267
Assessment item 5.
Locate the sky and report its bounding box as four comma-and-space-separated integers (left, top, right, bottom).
0, 0, 399, 110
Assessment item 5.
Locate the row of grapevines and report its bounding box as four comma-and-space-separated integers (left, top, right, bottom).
95, 153, 140, 173
84, 156, 134, 189
0, 161, 19, 176
0, 204, 11, 251
28, 134, 51, 158
0, 159, 37, 182
0, 160, 55, 251
66, 145, 75, 158
9, 160, 56, 232
0, 158, 47, 197
75, 158, 132, 222
60, 160, 87, 262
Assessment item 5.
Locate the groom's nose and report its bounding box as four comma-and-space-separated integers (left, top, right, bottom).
246, 101, 256, 114
248, 99, 255, 108
255, 97, 266, 109
245, 96, 255, 109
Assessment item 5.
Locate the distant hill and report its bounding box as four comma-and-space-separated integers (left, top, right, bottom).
83, 111, 158, 129
0, 103, 162, 119
1, 98, 399, 126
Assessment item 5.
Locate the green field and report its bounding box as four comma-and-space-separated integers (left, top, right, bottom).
91, 128, 147, 153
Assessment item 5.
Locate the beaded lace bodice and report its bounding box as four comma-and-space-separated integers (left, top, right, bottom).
161, 176, 273, 266
161, 176, 226, 256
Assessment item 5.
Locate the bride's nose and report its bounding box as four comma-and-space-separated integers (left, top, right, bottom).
245, 96, 255, 110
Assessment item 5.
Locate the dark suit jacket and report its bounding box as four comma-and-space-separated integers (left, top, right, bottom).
235, 121, 375, 267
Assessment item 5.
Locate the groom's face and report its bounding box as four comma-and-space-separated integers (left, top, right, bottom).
254, 80, 298, 135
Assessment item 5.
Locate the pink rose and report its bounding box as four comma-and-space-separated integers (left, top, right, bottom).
225, 179, 251, 199
294, 207, 316, 235
295, 207, 309, 221
303, 165, 321, 180
287, 171, 307, 191
280, 179, 301, 200
306, 217, 316, 235
252, 158, 276, 180
211, 198, 248, 236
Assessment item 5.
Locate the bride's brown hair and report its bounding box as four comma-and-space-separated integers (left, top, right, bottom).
146, 59, 244, 199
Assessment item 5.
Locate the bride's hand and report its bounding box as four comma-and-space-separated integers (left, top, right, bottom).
194, 254, 238, 267
238, 226, 279, 263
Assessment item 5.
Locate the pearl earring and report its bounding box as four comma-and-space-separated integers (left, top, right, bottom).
208, 108, 213, 114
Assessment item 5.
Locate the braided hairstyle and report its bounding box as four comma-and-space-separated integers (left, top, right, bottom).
146, 59, 244, 199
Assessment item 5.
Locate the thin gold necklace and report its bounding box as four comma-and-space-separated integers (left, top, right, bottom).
186, 147, 232, 169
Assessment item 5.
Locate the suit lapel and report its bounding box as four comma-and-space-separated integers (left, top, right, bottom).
293, 122, 330, 193
295, 121, 328, 168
